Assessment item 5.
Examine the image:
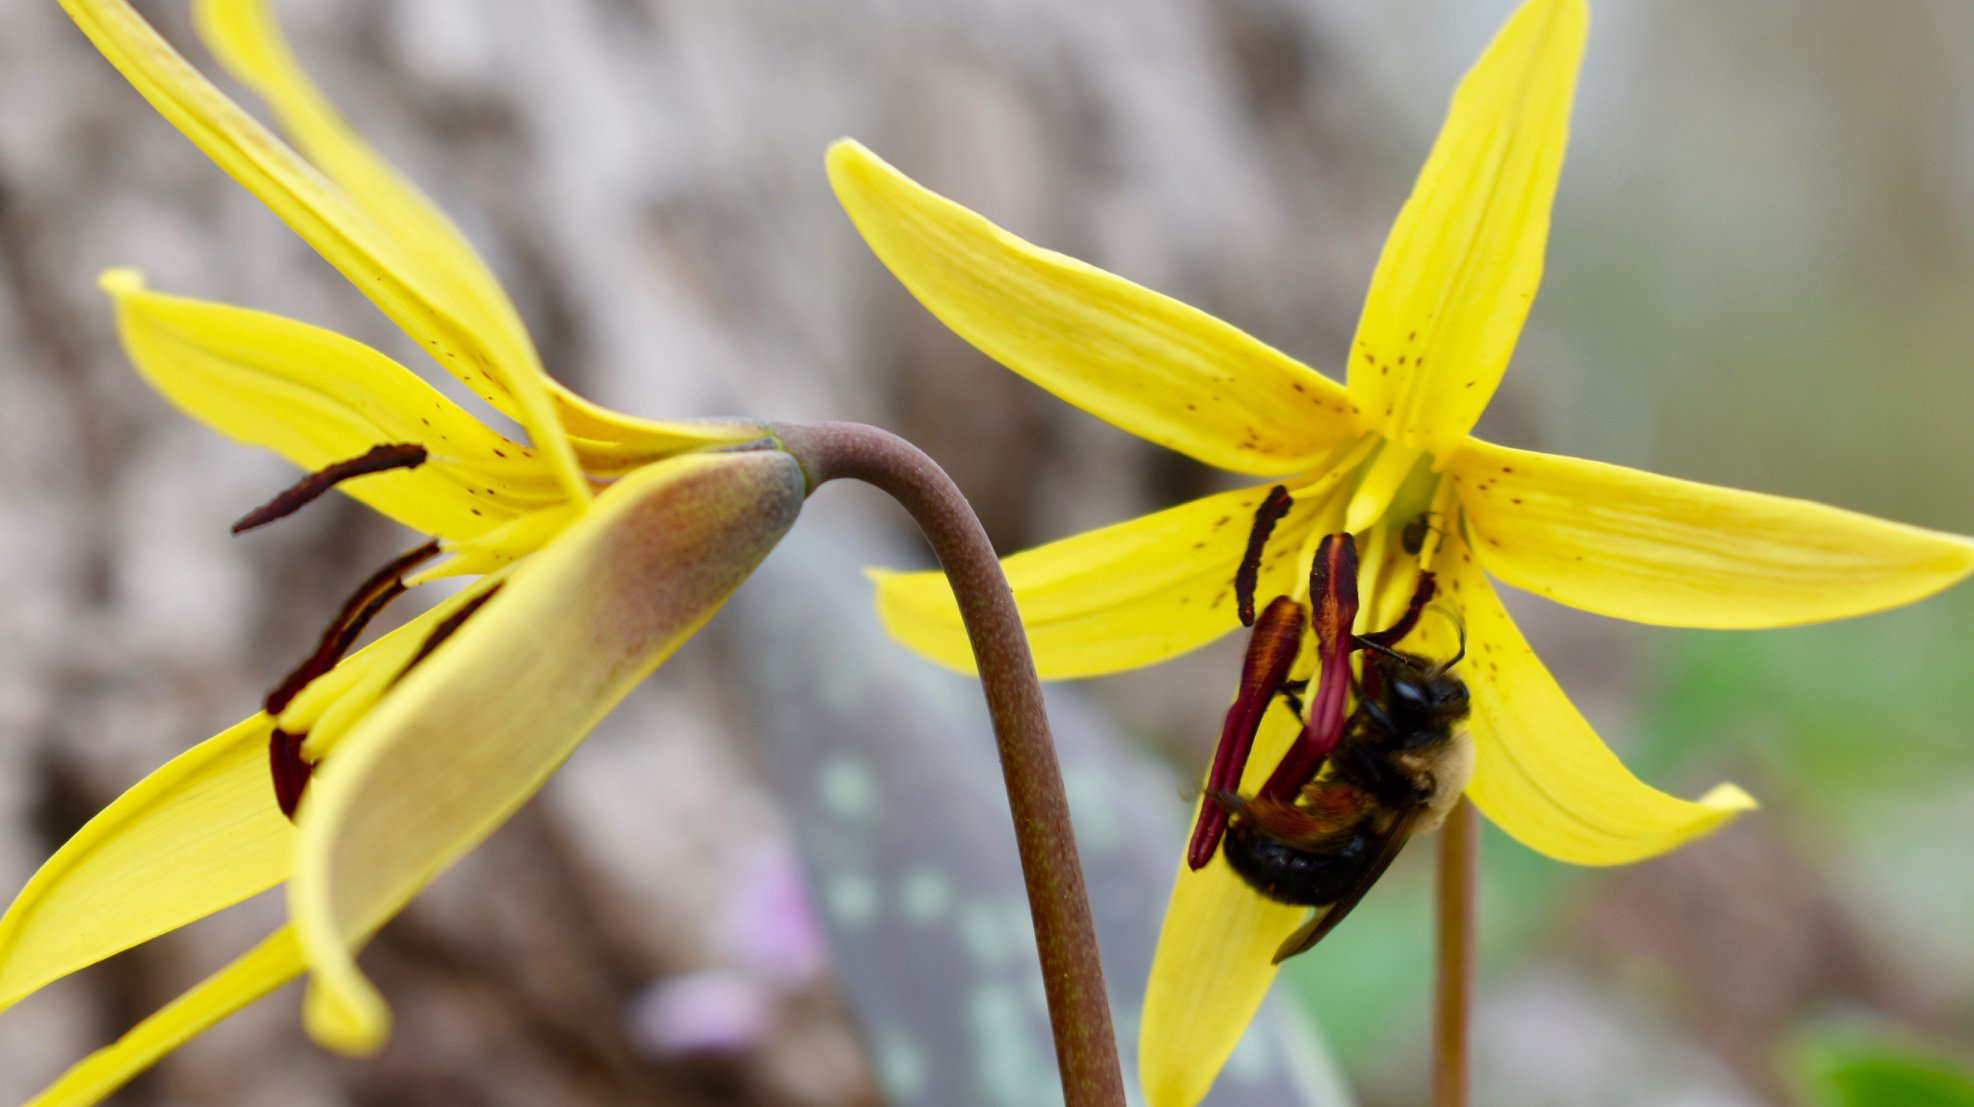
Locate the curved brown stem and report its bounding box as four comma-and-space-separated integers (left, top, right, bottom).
1431, 797, 1478, 1107
773, 421, 1125, 1107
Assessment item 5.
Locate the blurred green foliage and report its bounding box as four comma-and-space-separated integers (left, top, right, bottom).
1795, 1029, 1974, 1107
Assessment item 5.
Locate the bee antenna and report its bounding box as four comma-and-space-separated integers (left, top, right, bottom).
1426, 604, 1467, 673
1351, 635, 1408, 665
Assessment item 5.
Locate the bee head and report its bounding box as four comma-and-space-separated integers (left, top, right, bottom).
1362, 648, 1470, 744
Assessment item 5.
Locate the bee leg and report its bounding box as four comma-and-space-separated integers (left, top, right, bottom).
1277, 678, 1308, 723
1203, 788, 1255, 819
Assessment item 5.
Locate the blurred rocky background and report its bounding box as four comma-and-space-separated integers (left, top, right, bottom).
2, 1, 1972, 1105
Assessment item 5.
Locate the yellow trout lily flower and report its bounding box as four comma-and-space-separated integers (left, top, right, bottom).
827, 0, 1974, 1103
0, 2, 803, 1101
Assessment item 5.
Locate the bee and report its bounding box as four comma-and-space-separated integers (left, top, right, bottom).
1209, 635, 1472, 962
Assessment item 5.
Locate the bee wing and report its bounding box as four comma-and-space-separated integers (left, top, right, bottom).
1269, 803, 1426, 963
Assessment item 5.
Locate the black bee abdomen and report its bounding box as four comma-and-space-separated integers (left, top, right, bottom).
1221, 821, 1374, 907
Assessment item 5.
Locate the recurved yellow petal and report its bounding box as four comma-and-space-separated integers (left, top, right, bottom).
0, 716, 290, 1011
1141, 706, 1306, 1107
1453, 437, 1974, 629
828, 139, 1358, 476
289, 451, 805, 1052
193, 0, 530, 365
1347, 0, 1584, 460
874, 475, 1349, 680
1445, 537, 1756, 864
25, 928, 304, 1107
103, 271, 560, 540
59, 0, 587, 501
184, 0, 757, 466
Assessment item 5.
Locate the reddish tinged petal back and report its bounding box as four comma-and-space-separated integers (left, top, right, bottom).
289, 451, 805, 1053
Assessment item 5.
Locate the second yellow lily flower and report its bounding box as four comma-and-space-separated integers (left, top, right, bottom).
826, 0, 1974, 1103
1, 2, 804, 1103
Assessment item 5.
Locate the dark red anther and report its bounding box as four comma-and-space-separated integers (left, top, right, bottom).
396, 582, 504, 679
1234, 485, 1295, 627
269, 727, 313, 820
1357, 571, 1437, 652
264, 540, 442, 717
232, 443, 429, 534
1188, 595, 1306, 869
1260, 534, 1360, 802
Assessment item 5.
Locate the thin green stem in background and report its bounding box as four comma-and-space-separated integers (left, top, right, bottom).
1432, 797, 1479, 1107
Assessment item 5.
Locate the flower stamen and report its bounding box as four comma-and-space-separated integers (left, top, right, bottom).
1357, 570, 1438, 653
1192, 531, 1455, 871
1186, 595, 1305, 869
265, 540, 442, 716
396, 582, 505, 678
1234, 485, 1295, 627
231, 443, 429, 534
270, 726, 313, 819
1258, 535, 1361, 802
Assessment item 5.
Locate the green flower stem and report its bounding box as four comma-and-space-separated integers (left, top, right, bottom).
774, 421, 1125, 1107
1432, 797, 1479, 1107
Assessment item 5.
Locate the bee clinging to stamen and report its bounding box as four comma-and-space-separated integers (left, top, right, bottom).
1215, 624, 1470, 961
1191, 529, 1472, 962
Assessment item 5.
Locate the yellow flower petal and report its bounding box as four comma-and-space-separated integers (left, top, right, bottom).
289, 451, 805, 1052
874, 475, 1350, 680
59, 0, 587, 501
1342, 438, 1424, 533
1347, 0, 1585, 459
186, 0, 757, 466
557, 408, 773, 480
1453, 437, 1974, 628
1141, 706, 1305, 1107
828, 139, 1358, 476
24, 928, 303, 1107
1444, 537, 1756, 864
103, 270, 561, 540
0, 716, 290, 1011
192, 0, 530, 374
282, 591, 499, 760
407, 505, 585, 583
